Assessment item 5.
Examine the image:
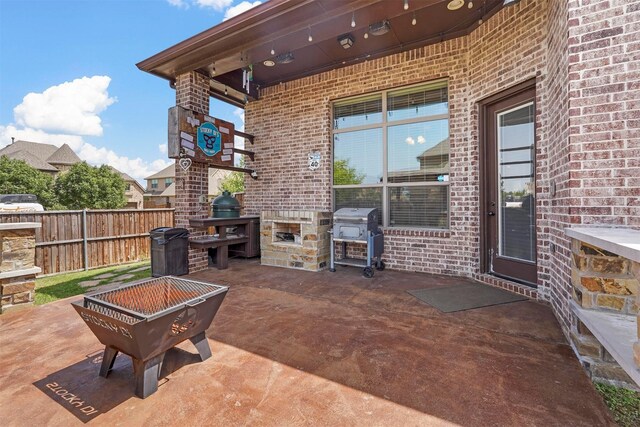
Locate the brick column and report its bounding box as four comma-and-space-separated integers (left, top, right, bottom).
174, 71, 210, 273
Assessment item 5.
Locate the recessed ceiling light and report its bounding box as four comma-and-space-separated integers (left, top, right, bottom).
263, 59, 276, 67
447, 0, 464, 10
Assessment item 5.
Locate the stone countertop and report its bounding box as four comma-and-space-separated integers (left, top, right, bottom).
566, 227, 640, 263
0, 222, 41, 231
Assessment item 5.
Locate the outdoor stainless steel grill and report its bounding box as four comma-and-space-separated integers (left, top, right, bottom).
72, 276, 228, 398
329, 208, 384, 278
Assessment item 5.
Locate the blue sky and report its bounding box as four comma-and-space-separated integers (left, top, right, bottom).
0, 0, 261, 182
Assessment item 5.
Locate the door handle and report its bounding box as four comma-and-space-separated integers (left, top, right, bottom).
487, 211, 496, 216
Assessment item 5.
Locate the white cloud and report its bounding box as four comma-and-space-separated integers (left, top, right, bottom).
77, 143, 172, 181
224, 1, 261, 20
417, 135, 426, 144
0, 125, 84, 150
1, 77, 171, 183
14, 76, 115, 136
405, 136, 415, 145
233, 107, 245, 130
195, 0, 233, 11
167, 0, 188, 7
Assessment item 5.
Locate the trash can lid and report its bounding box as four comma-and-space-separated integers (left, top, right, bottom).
150, 227, 189, 237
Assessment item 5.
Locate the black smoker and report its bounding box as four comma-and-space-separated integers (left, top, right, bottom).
72, 277, 228, 398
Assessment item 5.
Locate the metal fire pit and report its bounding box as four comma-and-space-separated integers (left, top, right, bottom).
72, 276, 228, 398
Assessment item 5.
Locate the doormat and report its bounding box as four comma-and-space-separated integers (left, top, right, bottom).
407, 283, 528, 313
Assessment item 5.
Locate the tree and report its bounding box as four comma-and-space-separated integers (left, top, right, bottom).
219, 170, 245, 194
218, 158, 246, 194
54, 162, 126, 209
0, 156, 58, 208
333, 159, 365, 185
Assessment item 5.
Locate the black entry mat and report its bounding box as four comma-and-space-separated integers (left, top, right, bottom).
407, 283, 528, 313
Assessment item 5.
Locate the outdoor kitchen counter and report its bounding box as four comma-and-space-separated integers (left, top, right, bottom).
189, 216, 260, 269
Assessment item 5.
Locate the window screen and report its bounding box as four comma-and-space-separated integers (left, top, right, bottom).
333, 80, 449, 229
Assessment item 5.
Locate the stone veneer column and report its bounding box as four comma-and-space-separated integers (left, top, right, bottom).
632, 261, 640, 367
174, 71, 210, 273
0, 222, 41, 313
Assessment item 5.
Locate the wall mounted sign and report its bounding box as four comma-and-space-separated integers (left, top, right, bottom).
197, 122, 221, 157
168, 106, 234, 168
308, 151, 321, 170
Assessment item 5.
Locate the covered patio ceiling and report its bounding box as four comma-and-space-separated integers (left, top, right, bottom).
137, 0, 505, 107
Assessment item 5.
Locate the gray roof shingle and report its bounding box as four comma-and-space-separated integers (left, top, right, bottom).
47, 143, 81, 165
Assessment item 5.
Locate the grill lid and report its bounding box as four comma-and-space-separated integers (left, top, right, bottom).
85, 277, 227, 320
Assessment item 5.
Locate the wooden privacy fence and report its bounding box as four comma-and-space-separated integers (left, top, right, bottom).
0, 209, 174, 275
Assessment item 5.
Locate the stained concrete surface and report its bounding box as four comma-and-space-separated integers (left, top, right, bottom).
0, 259, 613, 426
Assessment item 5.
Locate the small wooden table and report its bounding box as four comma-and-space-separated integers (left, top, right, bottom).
189, 216, 260, 270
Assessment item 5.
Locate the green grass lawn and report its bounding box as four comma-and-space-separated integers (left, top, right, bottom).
35, 261, 151, 305
595, 382, 640, 427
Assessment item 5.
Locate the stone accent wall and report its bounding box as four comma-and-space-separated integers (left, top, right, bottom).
569, 317, 636, 386
0, 224, 40, 313
1, 274, 36, 314
568, 237, 640, 387
260, 211, 331, 271
174, 71, 211, 273
572, 241, 639, 314
0, 229, 36, 272
633, 261, 640, 367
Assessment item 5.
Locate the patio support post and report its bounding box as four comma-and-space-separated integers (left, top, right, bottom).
174, 71, 210, 273
82, 208, 88, 271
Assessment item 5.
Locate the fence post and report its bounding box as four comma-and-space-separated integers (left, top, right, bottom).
82, 209, 89, 271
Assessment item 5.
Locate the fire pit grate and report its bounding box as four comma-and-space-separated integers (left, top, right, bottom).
85, 277, 221, 320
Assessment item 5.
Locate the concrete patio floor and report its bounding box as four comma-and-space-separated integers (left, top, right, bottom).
0, 259, 613, 426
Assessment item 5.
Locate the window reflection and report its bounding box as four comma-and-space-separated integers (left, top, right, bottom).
333, 129, 383, 185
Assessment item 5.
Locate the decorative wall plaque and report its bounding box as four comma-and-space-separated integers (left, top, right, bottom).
168, 106, 234, 168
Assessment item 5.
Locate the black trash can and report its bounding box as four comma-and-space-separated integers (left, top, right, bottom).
150, 227, 189, 277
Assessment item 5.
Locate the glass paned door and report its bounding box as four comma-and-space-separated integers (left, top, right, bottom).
497, 102, 535, 262
483, 85, 537, 285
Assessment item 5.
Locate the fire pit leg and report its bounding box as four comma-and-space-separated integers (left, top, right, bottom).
132, 353, 165, 398
99, 346, 119, 378
189, 331, 212, 361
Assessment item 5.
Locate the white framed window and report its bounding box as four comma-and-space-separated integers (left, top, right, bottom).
332, 80, 450, 229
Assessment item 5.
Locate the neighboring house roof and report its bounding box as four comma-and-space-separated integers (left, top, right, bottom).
6, 150, 59, 172
107, 166, 145, 193
0, 140, 58, 159
0, 140, 80, 172
159, 182, 175, 197
417, 138, 450, 160
46, 143, 81, 165
145, 164, 174, 180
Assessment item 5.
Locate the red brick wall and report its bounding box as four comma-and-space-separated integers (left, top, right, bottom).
175, 71, 210, 273
241, 0, 638, 333
545, 0, 572, 330
567, 0, 640, 227
245, 0, 549, 281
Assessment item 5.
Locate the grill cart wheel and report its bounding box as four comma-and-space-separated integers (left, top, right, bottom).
329, 268, 336, 272
363, 267, 374, 278
376, 261, 385, 271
